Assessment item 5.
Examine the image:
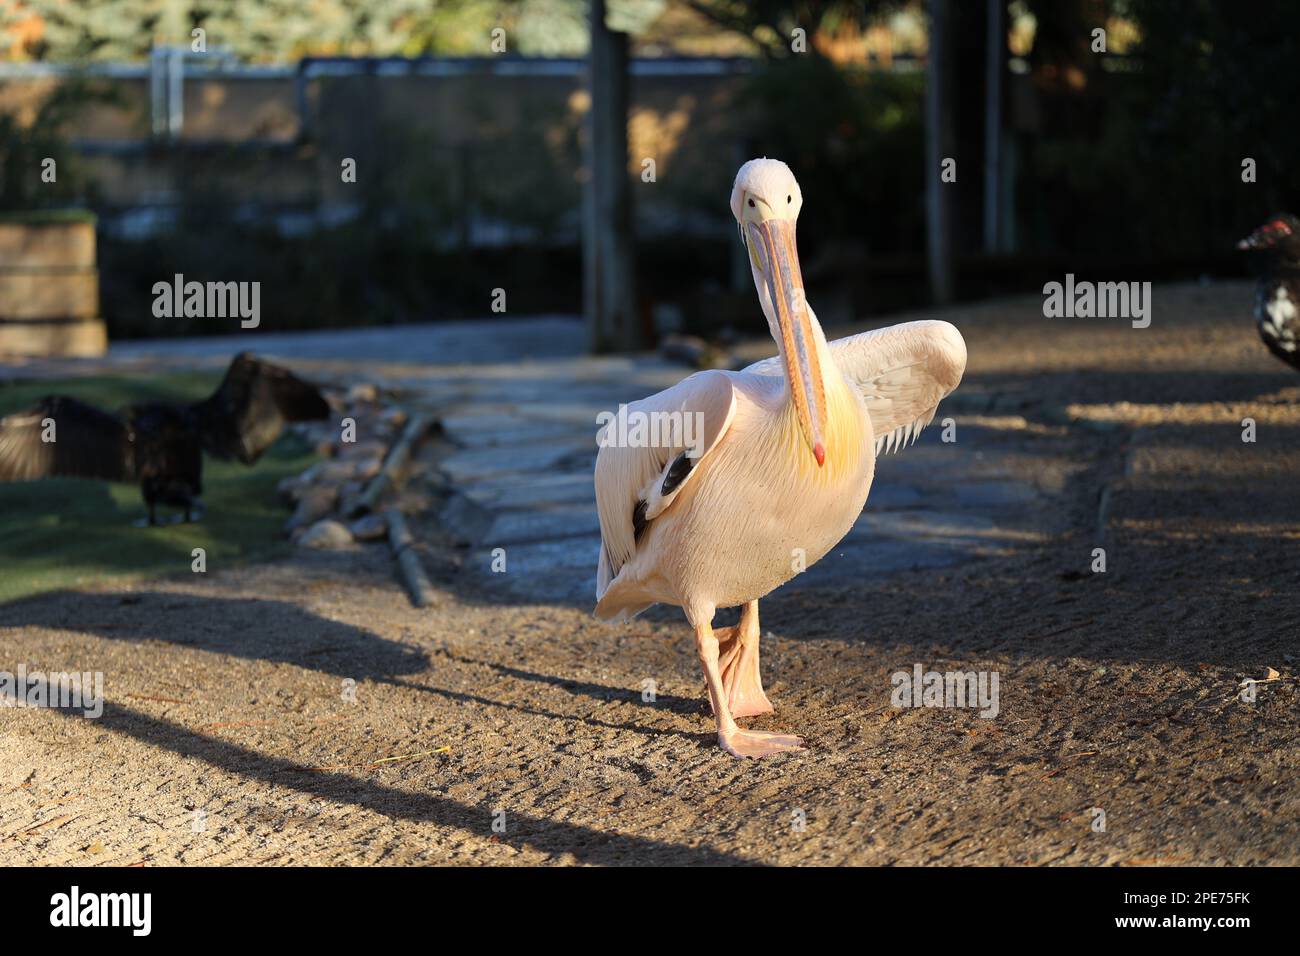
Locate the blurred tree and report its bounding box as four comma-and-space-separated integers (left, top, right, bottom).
684, 0, 903, 59
0, 78, 110, 209
690, 0, 948, 302
0, 0, 671, 61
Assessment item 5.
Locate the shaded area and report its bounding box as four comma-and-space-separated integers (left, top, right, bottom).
32, 688, 749, 866
0, 590, 427, 681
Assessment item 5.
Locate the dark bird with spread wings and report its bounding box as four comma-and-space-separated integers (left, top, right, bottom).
0, 353, 330, 525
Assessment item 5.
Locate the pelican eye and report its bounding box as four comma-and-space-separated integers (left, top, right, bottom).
787, 195, 792, 204
748, 198, 755, 208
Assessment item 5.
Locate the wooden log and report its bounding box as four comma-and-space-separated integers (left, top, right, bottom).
342, 411, 434, 518
386, 507, 437, 608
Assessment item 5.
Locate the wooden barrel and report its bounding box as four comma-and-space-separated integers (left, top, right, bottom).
0, 212, 107, 357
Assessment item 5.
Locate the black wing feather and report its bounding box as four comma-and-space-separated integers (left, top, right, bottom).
187, 352, 330, 465
0, 396, 135, 482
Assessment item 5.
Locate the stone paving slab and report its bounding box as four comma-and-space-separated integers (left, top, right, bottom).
431, 355, 1052, 607
440, 442, 591, 484
485, 503, 603, 546
462, 472, 596, 510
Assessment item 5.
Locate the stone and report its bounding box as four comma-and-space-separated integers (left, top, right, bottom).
439, 493, 495, 545
953, 481, 1039, 508
297, 519, 354, 549
462, 471, 596, 510
318, 458, 379, 483
338, 440, 388, 461
379, 406, 408, 428
450, 420, 587, 450
285, 486, 337, 531
484, 505, 602, 546
440, 443, 591, 484
346, 382, 379, 404
352, 456, 383, 481
348, 514, 389, 541
315, 460, 355, 483
469, 535, 602, 604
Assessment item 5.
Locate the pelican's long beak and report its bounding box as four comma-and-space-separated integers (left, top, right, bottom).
747, 217, 827, 467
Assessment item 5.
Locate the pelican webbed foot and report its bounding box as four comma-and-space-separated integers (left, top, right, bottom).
719, 727, 803, 759
696, 614, 802, 759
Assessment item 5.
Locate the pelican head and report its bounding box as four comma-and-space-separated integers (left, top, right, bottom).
731, 157, 826, 467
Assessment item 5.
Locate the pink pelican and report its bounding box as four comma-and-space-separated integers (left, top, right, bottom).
594, 158, 967, 757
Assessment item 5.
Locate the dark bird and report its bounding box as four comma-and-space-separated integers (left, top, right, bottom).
0, 353, 330, 525
1238, 213, 1300, 371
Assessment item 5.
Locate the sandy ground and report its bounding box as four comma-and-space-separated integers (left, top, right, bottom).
2, 280, 1298, 866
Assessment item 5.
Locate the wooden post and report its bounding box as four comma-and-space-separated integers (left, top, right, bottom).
925, 0, 955, 305
583, 0, 641, 353
982, 0, 1005, 254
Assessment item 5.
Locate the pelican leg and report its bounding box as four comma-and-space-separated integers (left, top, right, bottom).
696, 619, 802, 759
716, 600, 774, 718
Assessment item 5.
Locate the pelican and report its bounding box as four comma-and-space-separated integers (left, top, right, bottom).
594, 158, 967, 758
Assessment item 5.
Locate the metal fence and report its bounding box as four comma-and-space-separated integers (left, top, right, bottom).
0, 53, 760, 246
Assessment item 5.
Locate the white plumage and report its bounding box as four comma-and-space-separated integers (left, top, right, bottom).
593, 159, 967, 757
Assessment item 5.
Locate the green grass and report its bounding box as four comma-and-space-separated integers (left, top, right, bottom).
0, 209, 96, 225
0, 372, 318, 604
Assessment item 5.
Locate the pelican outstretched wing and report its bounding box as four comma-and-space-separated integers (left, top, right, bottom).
746, 319, 966, 455
826, 320, 967, 454
594, 370, 737, 598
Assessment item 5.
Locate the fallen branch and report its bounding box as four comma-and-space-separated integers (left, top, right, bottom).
344, 412, 435, 518
388, 508, 437, 608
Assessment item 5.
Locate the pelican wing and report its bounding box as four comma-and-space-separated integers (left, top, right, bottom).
829, 320, 967, 454
594, 370, 737, 595
746, 319, 966, 455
